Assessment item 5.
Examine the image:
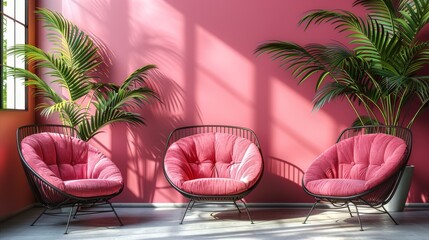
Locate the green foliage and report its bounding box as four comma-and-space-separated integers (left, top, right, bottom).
255, 0, 429, 128
7, 8, 158, 141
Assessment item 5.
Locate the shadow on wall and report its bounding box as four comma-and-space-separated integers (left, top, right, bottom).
84, 22, 202, 202
88, 70, 200, 203
109, 71, 202, 203
68, 0, 201, 202
249, 156, 312, 203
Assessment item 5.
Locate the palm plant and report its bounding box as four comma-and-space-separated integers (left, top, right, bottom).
8, 8, 158, 141
255, 0, 429, 128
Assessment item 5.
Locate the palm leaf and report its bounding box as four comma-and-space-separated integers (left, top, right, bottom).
78, 108, 145, 141
353, 0, 399, 33
6, 67, 63, 104
300, 10, 385, 66
312, 82, 353, 110
8, 43, 93, 101
255, 41, 332, 88
396, 0, 429, 44
35, 9, 100, 101
122, 64, 158, 89
39, 101, 87, 127
37, 8, 101, 71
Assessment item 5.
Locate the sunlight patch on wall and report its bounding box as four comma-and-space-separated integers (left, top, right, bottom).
193, 25, 256, 125
269, 77, 339, 168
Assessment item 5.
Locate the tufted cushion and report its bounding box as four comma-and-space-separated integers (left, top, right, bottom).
303, 133, 407, 197
21, 132, 123, 197
164, 133, 263, 196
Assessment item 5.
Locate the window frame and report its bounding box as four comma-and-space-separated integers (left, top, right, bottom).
0, 0, 28, 110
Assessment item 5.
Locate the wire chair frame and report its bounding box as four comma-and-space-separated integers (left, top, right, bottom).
16, 124, 124, 234
163, 125, 264, 224
302, 125, 413, 231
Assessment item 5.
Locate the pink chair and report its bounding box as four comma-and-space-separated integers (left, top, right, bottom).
163, 125, 264, 224
17, 125, 124, 234
302, 125, 412, 230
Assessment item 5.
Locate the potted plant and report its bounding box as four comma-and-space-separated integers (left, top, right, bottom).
7, 8, 158, 141
255, 0, 429, 210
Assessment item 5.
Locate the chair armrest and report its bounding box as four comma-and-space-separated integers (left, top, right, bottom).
21, 143, 65, 190
303, 145, 339, 184
164, 143, 192, 188
87, 147, 123, 184
231, 143, 263, 186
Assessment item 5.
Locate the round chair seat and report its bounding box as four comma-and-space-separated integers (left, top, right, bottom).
182, 178, 248, 196
164, 132, 263, 197
304, 179, 367, 197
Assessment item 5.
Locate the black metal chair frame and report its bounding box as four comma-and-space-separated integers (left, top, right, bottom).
163, 125, 264, 224
16, 124, 124, 234
302, 125, 413, 231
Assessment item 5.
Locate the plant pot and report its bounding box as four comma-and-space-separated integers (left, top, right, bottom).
385, 165, 414, 212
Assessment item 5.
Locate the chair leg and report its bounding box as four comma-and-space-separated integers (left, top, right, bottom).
346, 203, 353, 217
107, 201, 124, 226
73, 204, 80, 219
233, 200, 242, 213
64, 204, 77, 234
238, 199, 254, 224
180, 200, 194, 224
189, 200, 196, 210
303, 200, 319, 224
31, 208, 47, 226
351, 203, 364, 231
382, 205, 398, 225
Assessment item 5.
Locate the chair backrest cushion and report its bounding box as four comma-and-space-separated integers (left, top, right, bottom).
20, 132, 123, 193
21, 132, 91, 180
304, 133, 407, 190
164, 132, 263, 190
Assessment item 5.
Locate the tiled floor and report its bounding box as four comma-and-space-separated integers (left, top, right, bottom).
1, 205, 429, 240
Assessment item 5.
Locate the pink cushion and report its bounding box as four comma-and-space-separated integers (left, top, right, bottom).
303, 133, 406, 197
164, 133, 263, 195
21, 132, 123, 197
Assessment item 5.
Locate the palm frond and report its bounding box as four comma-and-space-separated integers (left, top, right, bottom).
122, 64, 158, 89
78, 108, 145, 141
255, 41, 332, 87
39, 101, 87, 127
35, 9, 100, 101
8, 43, 93, 101
352, 17, 403, 64
300, 10, 386, 66
6, 67, 63, 104
93, 86, 156, 115
37, 8, 102, 71
312, 82, 352, 110
353, 0, 399, 33
396, 0, 429, 44
376, 41, 429, 80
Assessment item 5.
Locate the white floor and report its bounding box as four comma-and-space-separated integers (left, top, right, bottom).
1, 205, 429, 240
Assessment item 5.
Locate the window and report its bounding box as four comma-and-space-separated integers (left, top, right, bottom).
0, 0, 27, 110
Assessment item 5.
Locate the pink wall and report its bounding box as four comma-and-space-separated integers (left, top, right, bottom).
36, 0, 429, 204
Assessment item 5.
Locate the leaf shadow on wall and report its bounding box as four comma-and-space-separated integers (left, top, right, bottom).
120, 70, 202, 203
256, 157, 311, 203
107, 72, 202, 203
86, 32, 201, 202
